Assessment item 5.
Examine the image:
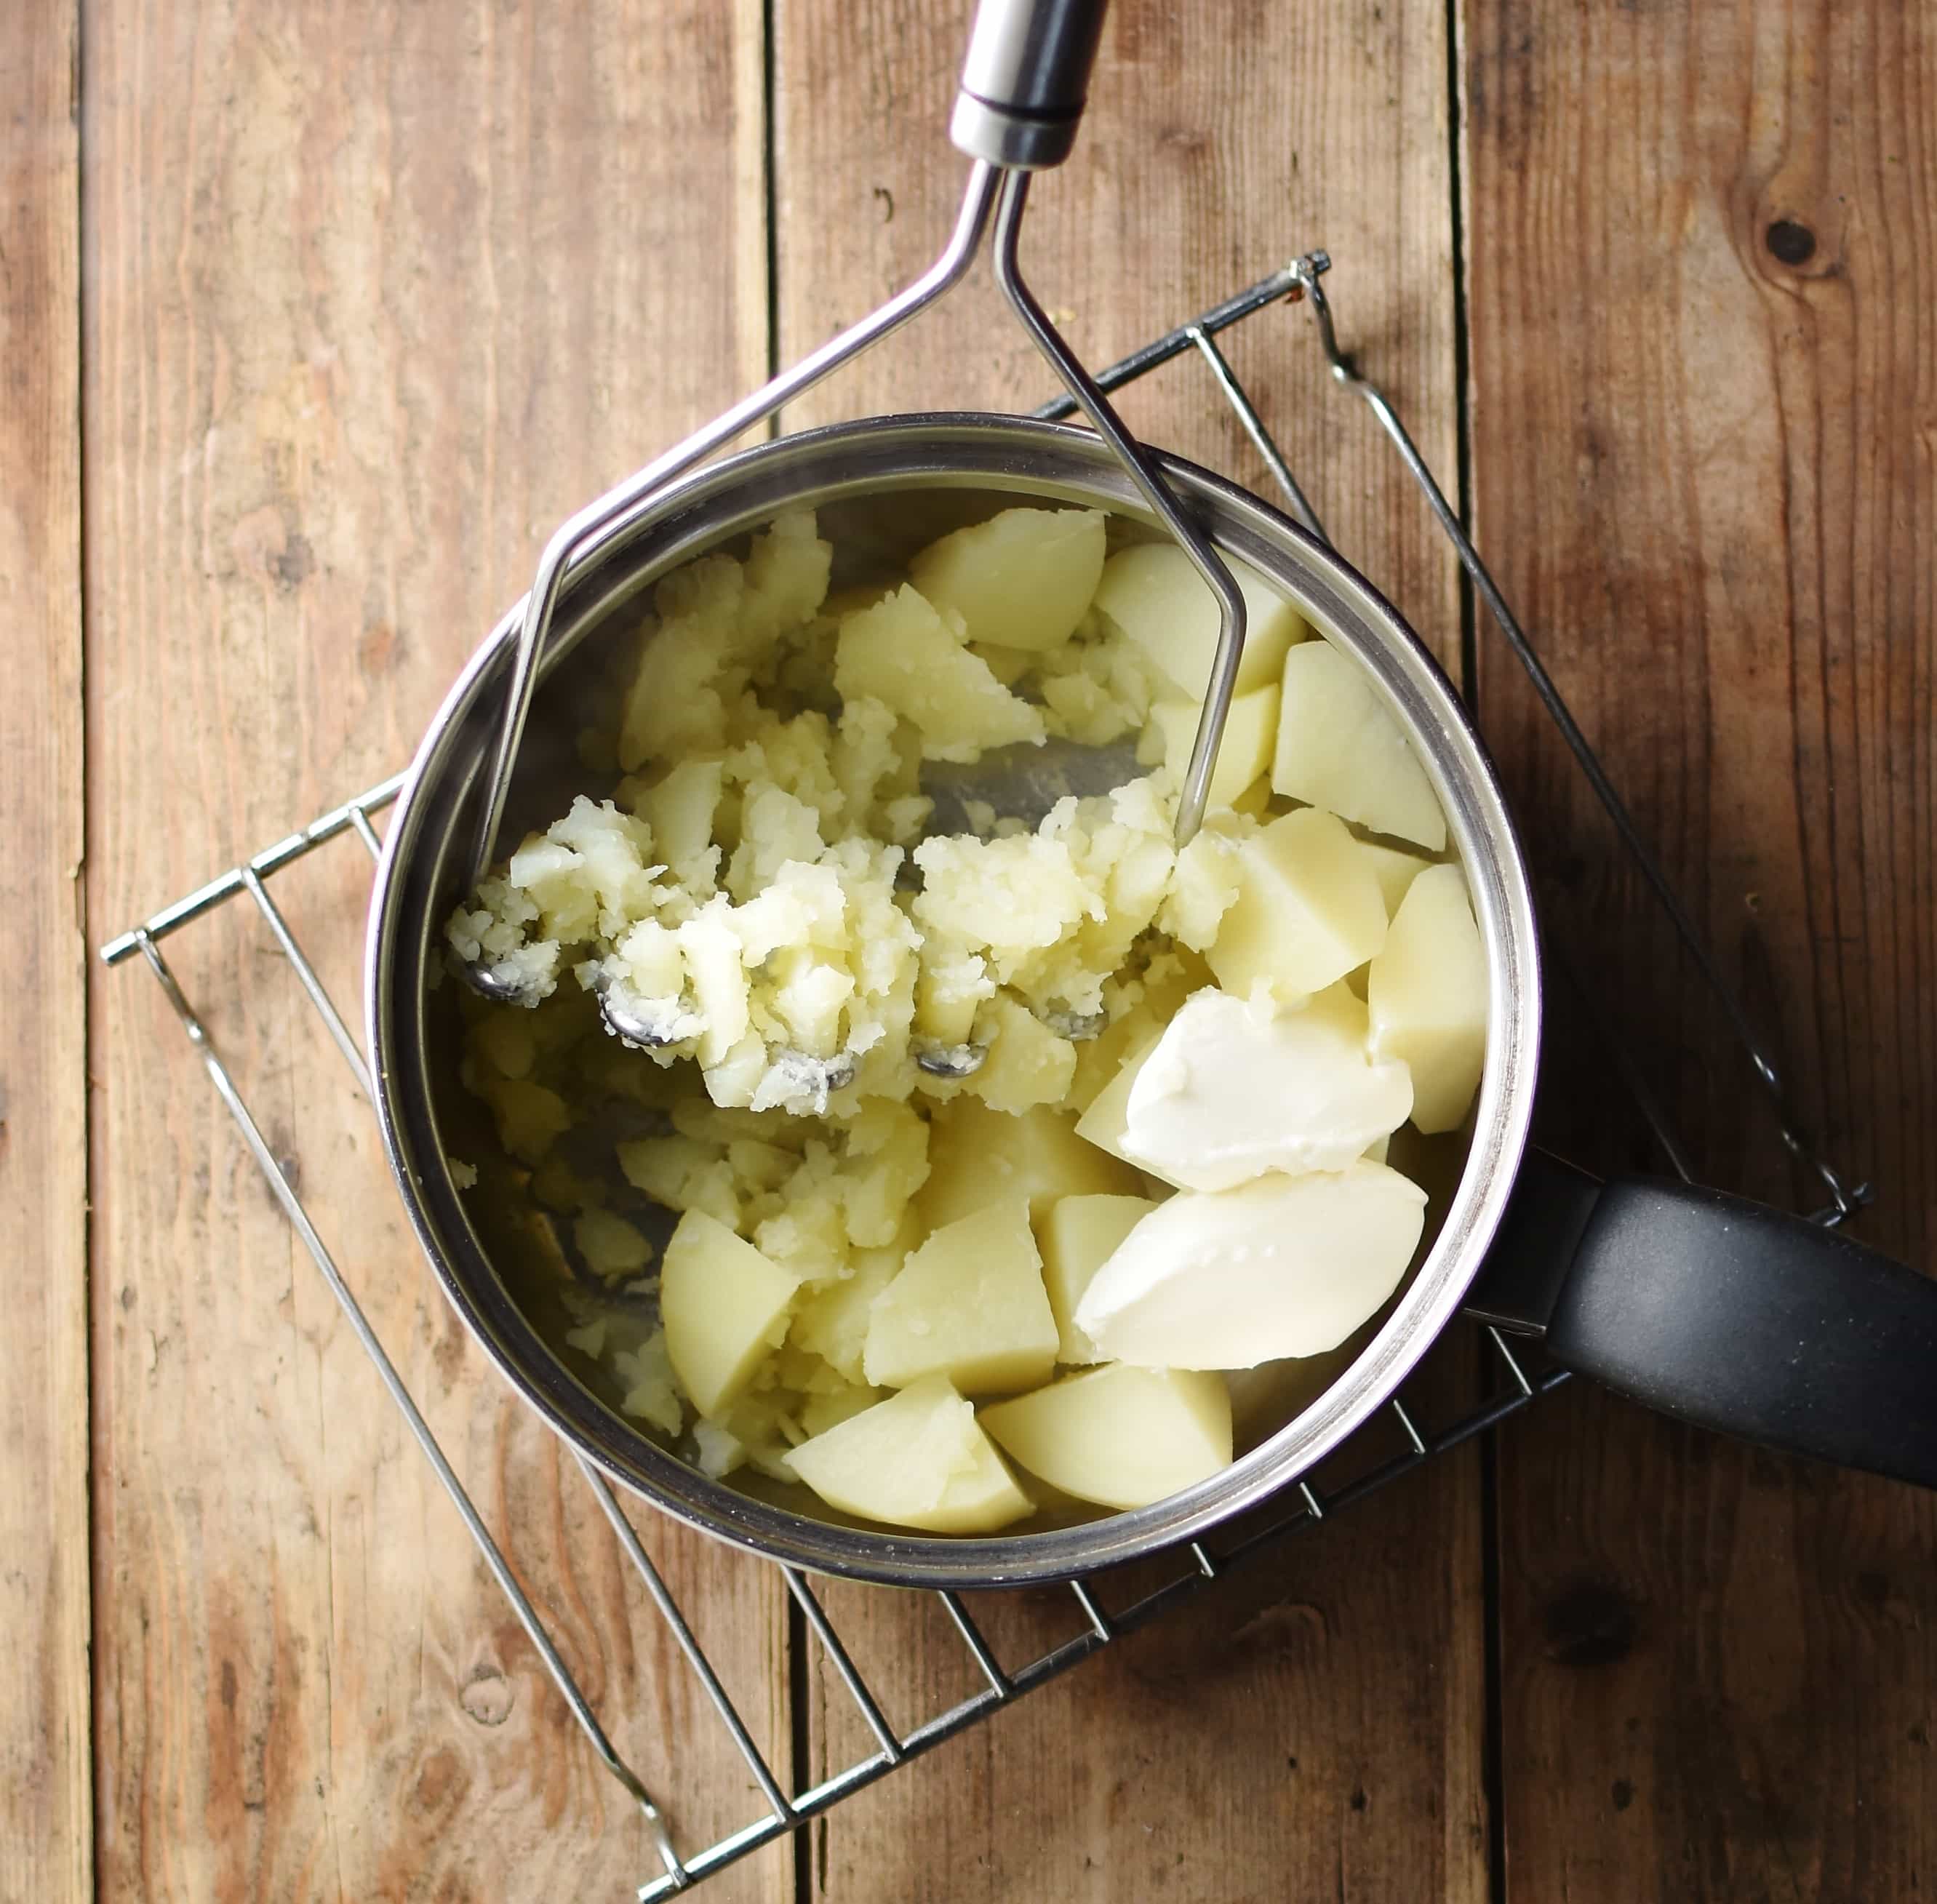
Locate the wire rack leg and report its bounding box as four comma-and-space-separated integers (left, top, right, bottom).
130, 929, 684, 1892
576, 1454, 796, 1828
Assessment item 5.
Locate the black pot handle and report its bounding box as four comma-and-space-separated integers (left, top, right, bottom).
1466, 1151, 1937, 1487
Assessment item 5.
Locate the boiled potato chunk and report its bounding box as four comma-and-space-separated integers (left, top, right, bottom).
833, 583, 1046, 761
957, 993, 1078, 1115
1204, 807, 1388, 1001
473, 1010, 536, 1081
863, 1195, 1059, 1394
786, 1375, 1032, 1534
970, 641, 1037, 687
1074, 1161, 1428, 1369
1271, 641, 1447, 851
917, 1097, 1145, 1232
789, 1245, 902, 1384
799, 1380, 889, 1439
1159, 819, 1247, 951
1072, 1028, 1181, 1187
980, 1364, 1233, 1510
1367, 863, 1487, 1133
1038, 1193, 1159, 1363
572, 1208, 653, 1279
660, 1209, 802, 1417
631, 758, 724, 889
908, 506, 1106, 652
1144, 682, 1281, 811
481, 1078, 570, 1164
1229, 775, 1273, 817
1358, 836, 1431, 917
1093, 543, 1304, 698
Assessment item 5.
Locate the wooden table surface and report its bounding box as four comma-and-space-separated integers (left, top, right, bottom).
7, 0, 1934, 1897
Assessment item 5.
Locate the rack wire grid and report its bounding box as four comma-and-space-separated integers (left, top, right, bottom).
100, 250, 1869, 1900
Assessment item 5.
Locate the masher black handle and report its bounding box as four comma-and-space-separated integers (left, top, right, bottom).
952, 0, 1109, 169
1470, 1151, 1937, 1487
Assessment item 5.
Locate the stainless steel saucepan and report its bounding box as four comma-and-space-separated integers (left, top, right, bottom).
365, 416, 1937, 1588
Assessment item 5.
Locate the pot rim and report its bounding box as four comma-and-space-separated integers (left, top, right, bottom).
366, 412, 1541, 1588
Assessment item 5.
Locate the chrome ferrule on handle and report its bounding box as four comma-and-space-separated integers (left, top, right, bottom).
951, 0, 1109, 169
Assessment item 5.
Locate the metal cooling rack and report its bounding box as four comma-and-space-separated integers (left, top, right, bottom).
100, 254, 1866, 1900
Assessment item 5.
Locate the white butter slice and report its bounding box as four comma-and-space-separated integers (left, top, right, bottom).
1117, 987, 1412, 1192
1074, 1161, 1428, 1369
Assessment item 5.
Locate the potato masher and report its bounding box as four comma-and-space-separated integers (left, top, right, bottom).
458, 0, 1249, 1022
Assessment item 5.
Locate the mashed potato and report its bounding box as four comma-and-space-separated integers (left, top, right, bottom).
452, 510, 1189, 1121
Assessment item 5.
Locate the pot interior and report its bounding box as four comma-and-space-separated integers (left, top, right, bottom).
369, 416, 1540, 1585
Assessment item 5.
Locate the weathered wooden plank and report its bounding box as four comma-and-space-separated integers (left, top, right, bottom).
0, 3, 91, 1900
1464, 1, 1937, 1896
775, 2, 1485, 1897
82, 1, 791, 1894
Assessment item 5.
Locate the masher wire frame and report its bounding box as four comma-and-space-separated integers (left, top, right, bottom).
98, 257, 1864, 1900
465, 159, 1250, 902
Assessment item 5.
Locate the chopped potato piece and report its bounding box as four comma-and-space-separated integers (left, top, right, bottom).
909, 507, 1106, 652
473, 1010, 537, 1081
1093, 542, 1304, 699
1072, 1028, 1176, 1184
660, 1209, 802, 1417
955, 993, 1077, 1114
1358, 836, 1431, 916
790, 1246, 902, 1384
970, 642, 1037, 687
834, 583, 1046, 762
614, 1331, 684, 1436
1144, 683, 1280, 812
1157, 818, 1249, 952
863, 1196, 1059, 1395
799, 1380, 888, 1438
480, 1078, 570, 1165
618, 1132, 743, 1231
572, 1209, 653, 1279
1271, 641, 1446, 851
918, 1097, 1146, 1233
826, 1100, 930, 1248
1205, 807, 1387, 1001
631, 758, 724, 892
1367, 863, 1487, 1133
786, 1375, 1031, 1533
914, 944, 994, 1046
1037, 1193, 1158, 1364
980, 1364, 1232, 1509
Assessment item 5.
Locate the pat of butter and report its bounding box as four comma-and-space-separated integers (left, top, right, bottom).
1117, 987, 1411, 1193
1074, 1161, 1428, 1369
